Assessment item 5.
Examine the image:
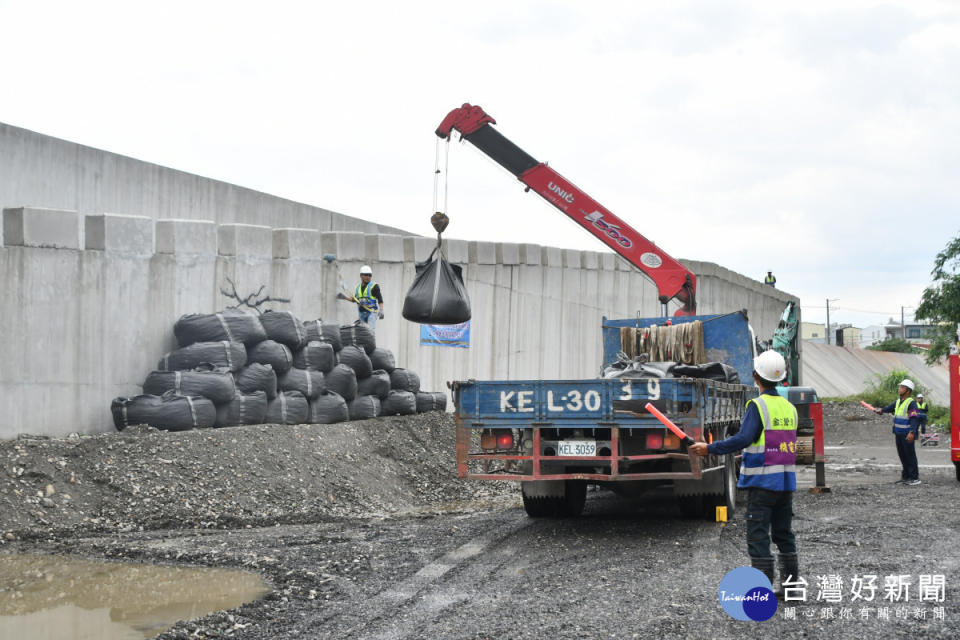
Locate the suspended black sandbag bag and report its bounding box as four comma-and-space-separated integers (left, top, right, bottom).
324, 364, 358, 401
402, 246, 471, 324
158, 341, 246, 372
174, 309, 267, 347
416, 391, 448, 413
369, 348, 396, 373
142, 365, 236, 404
381, 390, 417, 416
277, 368, 325, 400
357, 370, 391, 399
215, 391, 268, 428
348, 395, 381, 420
293, 340, 337, 372
303, 319, 342, 352
338, 345, 373, 379
265, 391, 309, 425
259, 310, 306, 349
389, 368, 420, 393
309, 392, 349, 424
234, 363, 278, 400
671, 362, 740, 384
339, 321, 376, 355
111, 392, 216, 432
247, 339, 293, 374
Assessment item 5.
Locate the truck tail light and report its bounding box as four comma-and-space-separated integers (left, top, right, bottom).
646, 432, 663, 450
496, 430, 514, 450
664, 433, 681, 450
481, 430, 497, 450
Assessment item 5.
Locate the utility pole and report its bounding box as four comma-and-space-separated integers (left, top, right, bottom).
901, 306, 906, 340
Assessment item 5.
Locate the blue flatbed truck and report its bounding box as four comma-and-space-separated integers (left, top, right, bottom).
452, 312, 766, 518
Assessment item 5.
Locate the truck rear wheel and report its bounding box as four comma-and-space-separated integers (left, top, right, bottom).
955, 462, 959, 482
521, 480, 587, 518
722, 453, 738, 514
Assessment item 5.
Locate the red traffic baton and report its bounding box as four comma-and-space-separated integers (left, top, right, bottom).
859, 400, 878, 412
644, 402, 695, 445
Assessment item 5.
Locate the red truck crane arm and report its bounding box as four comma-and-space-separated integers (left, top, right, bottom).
436, 103, 696, 316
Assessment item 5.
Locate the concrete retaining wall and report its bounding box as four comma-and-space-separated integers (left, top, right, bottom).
0, 122, 408, 235
802, 342, 949, 405
0, 208, 799, 438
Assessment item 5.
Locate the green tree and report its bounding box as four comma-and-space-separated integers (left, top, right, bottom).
865, 337, 917, 353
915, 232, 960, 364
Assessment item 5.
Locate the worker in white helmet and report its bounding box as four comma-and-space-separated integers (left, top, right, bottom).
690, 349, 800, 597
873, 379, 921, 485
347, 265, 384, 332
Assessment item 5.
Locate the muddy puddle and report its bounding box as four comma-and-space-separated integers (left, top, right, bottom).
0, 553, 269, 639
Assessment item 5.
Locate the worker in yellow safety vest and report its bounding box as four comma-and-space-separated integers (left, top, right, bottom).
347, 265, 384, 332
874, 379, 921, 485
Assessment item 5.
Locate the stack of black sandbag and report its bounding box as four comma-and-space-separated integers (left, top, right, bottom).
113, 309, 449, 432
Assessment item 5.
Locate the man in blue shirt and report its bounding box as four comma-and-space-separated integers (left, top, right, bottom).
874, 379, 921, 485
690, 350, 799, 596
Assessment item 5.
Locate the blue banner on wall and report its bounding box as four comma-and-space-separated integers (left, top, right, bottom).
420, 321, 470, 348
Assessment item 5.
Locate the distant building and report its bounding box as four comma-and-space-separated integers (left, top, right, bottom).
801, 321, 825, 343
883, 319, 937, 345
801, 322, 860, 347
859, 325, 886, 348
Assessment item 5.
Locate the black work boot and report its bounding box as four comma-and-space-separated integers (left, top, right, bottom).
776, 553, 799, 599
750, 556, 776, 589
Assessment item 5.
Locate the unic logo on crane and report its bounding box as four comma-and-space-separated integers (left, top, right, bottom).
547, 181, 575, 203
583, 210, 633, 249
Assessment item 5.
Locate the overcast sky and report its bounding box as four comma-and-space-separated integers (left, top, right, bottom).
1, 0, 957, 330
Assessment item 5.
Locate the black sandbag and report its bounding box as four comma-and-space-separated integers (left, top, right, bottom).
309, 392, 349, 424
324, 364, 358, 401
303, 319, 342, 352
234, 363, 278, 400
142, 366, 235, 404
416, 391, 447, 413
602, 359, 677, 379
265, 391, 309, 425
357, 370, 391, 399
173, 309, 267, 347
293, 341, 336, 373
277, 368, 325, 400
259, 310, 306, 349
389, 368, 420, 393
369, 348, 396, 373
158, 341, 246, 372
402, 246, 471, 324
247, 340, 293, 374
111, 393, 216, 432
215, 391, 268, 428
338, 345, 373, 379
348, 395, 381, 420
381, 390, 417, 416
339, 321, 376, 355
671, 362, 740, 384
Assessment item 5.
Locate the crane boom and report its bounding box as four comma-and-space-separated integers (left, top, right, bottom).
436, 103, 696, 316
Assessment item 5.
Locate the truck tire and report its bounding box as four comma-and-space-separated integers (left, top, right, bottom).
955, 462, 960, 482
722, 453, 738, 514
521, 480, 586, 518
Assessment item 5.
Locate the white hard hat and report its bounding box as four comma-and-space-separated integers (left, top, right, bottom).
917, 392, 924, 397
899, 379, 915, 391
754, 350, 787, 382
360, 265, 373, 275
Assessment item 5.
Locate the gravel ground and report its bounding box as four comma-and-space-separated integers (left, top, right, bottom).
2, 402, 959, 639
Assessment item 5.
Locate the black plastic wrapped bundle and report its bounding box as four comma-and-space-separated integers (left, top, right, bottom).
337, 345, 372, 379
173, 309, 267, 347
111, 392, 216, 432
293, 341, 337, 373
214, 391, 268, 427
277, 368, 325, 400
142, 366, 236, 404
158, 341, 247, 372
247, 340, 293, 374
389, 368, 421, 394
303, 319, 342, 352
381, 390, 417, 416
264, 391, 309, 425
308, 392, 349, 424
339, 321, 376, 355
324, 364, 358, 401
357, 370, 390, 399
260, 310, 307, 349
234, 363, 278, 400
347, 395, 381, 420
369, 348, 396, 373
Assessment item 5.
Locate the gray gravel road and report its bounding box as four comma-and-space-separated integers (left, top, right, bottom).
3, 403, 959, 639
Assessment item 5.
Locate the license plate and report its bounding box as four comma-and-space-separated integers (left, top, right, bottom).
557, 440, 597, 457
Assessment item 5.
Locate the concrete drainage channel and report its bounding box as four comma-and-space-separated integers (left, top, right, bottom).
0, 403, 958, 639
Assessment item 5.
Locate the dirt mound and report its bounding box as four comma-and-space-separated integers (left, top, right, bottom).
0, 415, 513, 540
